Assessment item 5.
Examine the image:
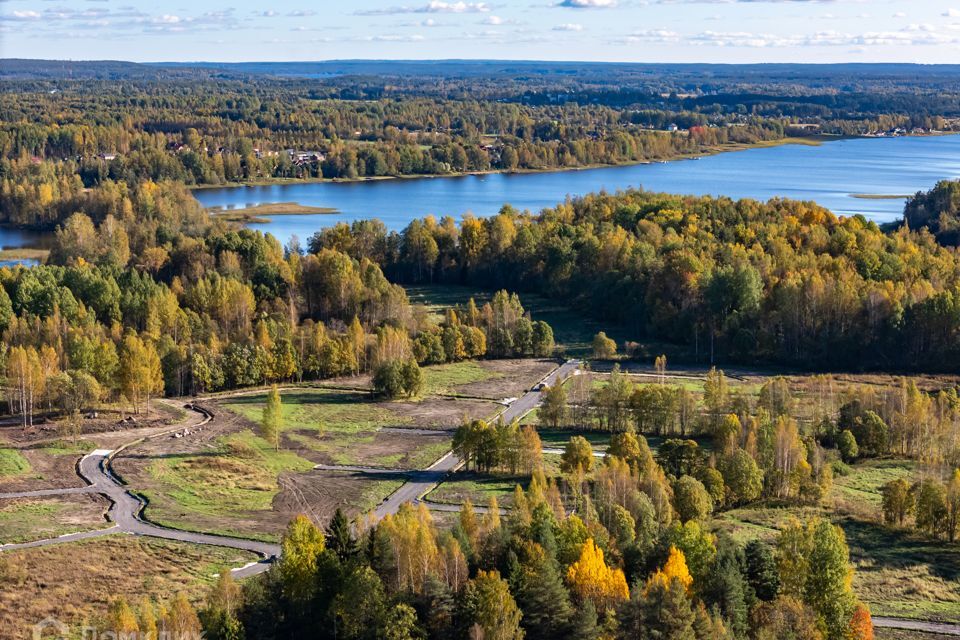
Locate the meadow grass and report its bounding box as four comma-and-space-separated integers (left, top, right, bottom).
427, 472, 524, 508
0, 498, 110, 544
0, 448, 30, 477
421, 360, 500, 395
148, 429, 314, 518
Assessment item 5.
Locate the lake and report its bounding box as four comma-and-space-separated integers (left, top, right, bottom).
5, 135, 960, 259
191, 135, 960, 243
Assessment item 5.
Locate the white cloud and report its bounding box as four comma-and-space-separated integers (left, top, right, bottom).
554, 22, 584, 31
358, 1, 491, 15
945, 8, 960, 17
615, 24, 960, 48
556, 0, 617, 8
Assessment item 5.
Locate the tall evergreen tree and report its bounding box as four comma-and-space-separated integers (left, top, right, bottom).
513, 550, 573, 640
327, 508, 359, 560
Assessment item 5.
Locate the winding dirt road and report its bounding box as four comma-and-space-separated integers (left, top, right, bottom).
0, 407, 279, 577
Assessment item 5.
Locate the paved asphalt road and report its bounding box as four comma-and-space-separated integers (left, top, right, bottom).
871, 617, 960, 636
368, 359, 581, 521
0, 414, 279, 578
5, 362, 960, 632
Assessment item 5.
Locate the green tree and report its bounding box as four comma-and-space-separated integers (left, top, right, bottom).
279, 515, 327, 606
637, 575, 696, 640
702, 535, 749, 638
540, 383, 569, 429
327, 508, 359, 559
673, 475, 714, 523
804, 519, 856, 640
916, 478, 948, 538
567, 599, 599, 640
261, 384, 282, 450
837, 429, 858, 463
460, 570, 523, 640
881, 478, 913, 526
532, 320, 555, 357
512, 547, 573, 640
561, 435, 594, 474
744, 539, 780, 602
948, 470, 960, 542
718, 448, 763, 505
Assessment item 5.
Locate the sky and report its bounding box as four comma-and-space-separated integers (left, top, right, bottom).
2, 0, 960, 63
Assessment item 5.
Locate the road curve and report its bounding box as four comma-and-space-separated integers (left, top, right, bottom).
0, 408, 280, 578
2, 362, 580, 575
367, 359, 581, 521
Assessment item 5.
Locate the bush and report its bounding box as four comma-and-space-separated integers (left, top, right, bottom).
373, 358, 423, 399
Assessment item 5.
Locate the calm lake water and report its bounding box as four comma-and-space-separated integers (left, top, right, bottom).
191, 135, 960, 242
4, 135, 960, 260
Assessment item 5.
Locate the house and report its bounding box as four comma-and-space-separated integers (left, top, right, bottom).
287, 149, 326, 165
666, 123, 679, 132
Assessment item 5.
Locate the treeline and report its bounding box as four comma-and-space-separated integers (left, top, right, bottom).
179, 472, 871, 640
318, 188, 960, 370
0, 89, 790, 225
0, 181, 554, 419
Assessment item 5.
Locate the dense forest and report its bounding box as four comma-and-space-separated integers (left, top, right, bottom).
307, 187, 960, 371
96, 367, 887, 640
4, 61, 959, 228
0, 176, 560, 424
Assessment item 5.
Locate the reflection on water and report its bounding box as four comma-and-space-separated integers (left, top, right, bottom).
5, 135, 960, 257
192, 135, 960, 244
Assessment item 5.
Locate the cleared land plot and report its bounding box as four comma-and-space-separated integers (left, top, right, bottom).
426, 472, 524, 508
116, 379, 504, 540
0, 494, 110, 544
0, 535, 256, 638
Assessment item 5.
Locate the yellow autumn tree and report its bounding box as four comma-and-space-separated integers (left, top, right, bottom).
566, 538, 630, 611
645, 546, 694, 595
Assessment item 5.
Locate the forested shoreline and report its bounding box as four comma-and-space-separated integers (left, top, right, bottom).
4, 61, 958, 229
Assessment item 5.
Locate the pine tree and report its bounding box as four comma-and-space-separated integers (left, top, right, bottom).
702, 535, 748, 638
514, 550, 573, 640
327, 508, 359, 560
567, 599, 600, 640
640, 576, 697, 640
744, 539, 780, 601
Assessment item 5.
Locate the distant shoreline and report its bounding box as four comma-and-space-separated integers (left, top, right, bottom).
188, 134, 842, 195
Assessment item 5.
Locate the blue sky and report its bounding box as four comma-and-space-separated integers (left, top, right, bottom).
2, 0, 959, 63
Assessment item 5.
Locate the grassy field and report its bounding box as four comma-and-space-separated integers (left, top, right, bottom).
0, 535, 256, 637
150, 430, 315, 515
221, 388, 455, 468
0, 449, 30, 477
0, 496, 110, 544
426, 472, 524, 508
421, 361, 501, 396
